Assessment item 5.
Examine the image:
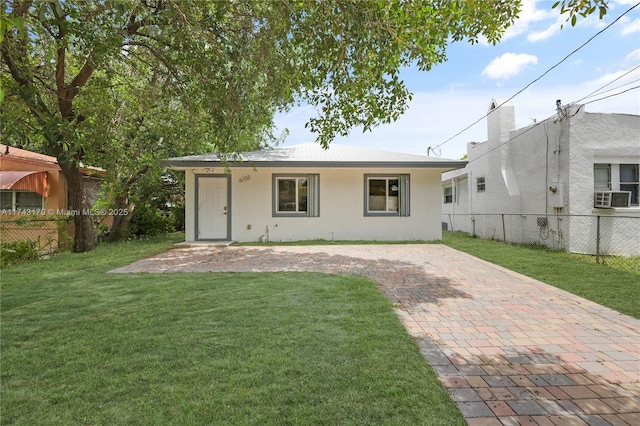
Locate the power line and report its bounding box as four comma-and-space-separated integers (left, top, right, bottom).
428, 1, 640, 154
576, 65, 640, 103
580, 78, 640, 101
582, 85, 640, 106
464, 84, 637, 166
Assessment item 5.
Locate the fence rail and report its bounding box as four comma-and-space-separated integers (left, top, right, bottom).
0, 216, 74, 266
443, 213, 639, 273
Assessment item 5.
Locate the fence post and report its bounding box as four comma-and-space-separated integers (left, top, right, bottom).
596, 215, 600, 264
502, 214, 506, 242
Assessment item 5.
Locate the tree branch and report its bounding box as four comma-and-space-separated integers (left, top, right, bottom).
125, 41, 179, 78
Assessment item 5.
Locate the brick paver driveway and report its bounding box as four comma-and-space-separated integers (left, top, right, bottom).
112, 244, 640, 425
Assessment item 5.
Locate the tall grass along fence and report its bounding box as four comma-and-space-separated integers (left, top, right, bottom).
0, 215, 74, 267
443, 213, 639, 273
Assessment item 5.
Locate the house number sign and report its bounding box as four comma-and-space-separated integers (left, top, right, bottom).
238, 175, 251, 183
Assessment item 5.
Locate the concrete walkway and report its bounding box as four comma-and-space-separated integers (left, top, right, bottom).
112, 245, 640, 425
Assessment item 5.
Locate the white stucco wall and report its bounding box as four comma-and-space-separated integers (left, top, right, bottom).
441, 171, 470, 232
566, 109, 640, 255
442, 101, 640, 255
567, 109, 640, 215
184, 166, 446, 242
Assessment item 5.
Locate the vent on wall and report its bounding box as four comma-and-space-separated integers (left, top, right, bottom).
594, 191, 631, 208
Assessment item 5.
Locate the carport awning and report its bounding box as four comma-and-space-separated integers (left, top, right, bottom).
0, 171, 49, 197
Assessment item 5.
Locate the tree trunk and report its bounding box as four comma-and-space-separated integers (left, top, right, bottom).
107, 197, 135, 242
106, 165, 149, 242
60, 162, 96, 252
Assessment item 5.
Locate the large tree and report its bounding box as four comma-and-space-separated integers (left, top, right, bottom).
1, 0, 607, 251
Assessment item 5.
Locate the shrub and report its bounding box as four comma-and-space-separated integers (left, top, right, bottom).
171, 201, 185, 232
1, 239, 40, 268
128, 204, 176, 238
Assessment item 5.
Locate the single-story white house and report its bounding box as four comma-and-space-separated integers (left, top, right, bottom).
163, 143, 466, 243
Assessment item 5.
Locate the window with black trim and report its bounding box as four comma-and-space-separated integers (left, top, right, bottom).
443, 186, 453, 204
476, 176, 486, 192
273, 174, 319, 217
0, 190, 44, 211
365, 174, 410, 216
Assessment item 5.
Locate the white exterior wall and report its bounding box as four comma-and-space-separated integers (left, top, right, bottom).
567, 109, 640, 215
442, 101, 640, 255
441, 171, 470, 232
566, 109, 640, 255
184, 169, 196, 241
185, 166, 445, 242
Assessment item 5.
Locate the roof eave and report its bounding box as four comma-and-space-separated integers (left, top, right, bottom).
162, 160, 468, 170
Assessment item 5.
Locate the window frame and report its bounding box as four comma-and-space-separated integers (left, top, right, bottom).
593, 163, 639, 207
620, 164, 639, 206
594, 164, 611, 191
443, 186, 453, 204
0, 190, 44, 211
476, 176, 486, 193
272, 174, 320, 217
364, 174, 410, 217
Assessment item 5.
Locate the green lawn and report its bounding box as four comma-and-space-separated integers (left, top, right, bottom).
1, 234, 463, 425
442, 231, 640, 319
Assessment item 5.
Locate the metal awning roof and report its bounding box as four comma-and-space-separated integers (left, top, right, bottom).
162, 143, 467, 171
0, 171, 49, 197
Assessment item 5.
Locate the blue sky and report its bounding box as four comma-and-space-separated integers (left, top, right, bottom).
275, 0, 640, 160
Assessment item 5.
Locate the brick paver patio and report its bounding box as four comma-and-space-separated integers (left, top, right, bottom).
111, 244, 640, 425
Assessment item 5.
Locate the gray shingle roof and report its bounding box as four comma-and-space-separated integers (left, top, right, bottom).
163, 143, 466, 169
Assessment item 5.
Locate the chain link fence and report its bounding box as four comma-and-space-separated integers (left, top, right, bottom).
0, 215, 74, 267
443, 213, 640, 273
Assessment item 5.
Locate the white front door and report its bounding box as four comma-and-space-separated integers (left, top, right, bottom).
196, 176, 229, 240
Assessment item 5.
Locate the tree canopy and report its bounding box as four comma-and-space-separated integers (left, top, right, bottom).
1, 0, 609, 251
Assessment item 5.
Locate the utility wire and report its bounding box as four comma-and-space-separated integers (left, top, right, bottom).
575, 65, 640, 102
428, 1, 640, 154
582, 85, 640, 105
579, 78, 640, 101
464, 84, 637, 166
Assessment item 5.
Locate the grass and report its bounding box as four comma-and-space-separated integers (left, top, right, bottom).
442, 231, 640, 319
1, 234, 462, 425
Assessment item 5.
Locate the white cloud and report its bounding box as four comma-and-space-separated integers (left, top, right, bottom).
502, 0, 553, 41
621, 18, 640, 35
275, 77, 639, 161
625, 48, 640, 63
612, 0, 640, 5
481, 53, 538, 80
585, 68, 640, 88
527, 20, 562, 41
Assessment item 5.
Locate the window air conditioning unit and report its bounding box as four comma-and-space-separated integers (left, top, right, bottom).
594, 191, 631, 208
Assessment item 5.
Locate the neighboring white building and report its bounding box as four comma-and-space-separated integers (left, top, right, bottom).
442, 99, 640, 256
164, 143, 465, 243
